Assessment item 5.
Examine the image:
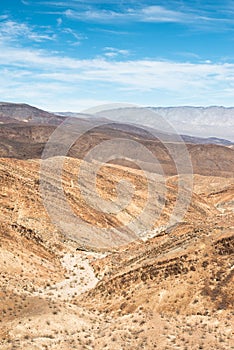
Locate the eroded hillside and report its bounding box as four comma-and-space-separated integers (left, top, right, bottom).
0, 154, 233, 349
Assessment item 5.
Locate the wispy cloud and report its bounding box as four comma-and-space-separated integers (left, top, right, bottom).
89, 27, 129, 36
62, 27, 87, 41
0, 19, 56, 43
103, 47, 130, 58
1, 42, 234, 96
139, 5, 186, 23
64, 6, 187, 24
59, 4, 232, 28
0, 18, 87, 47
36, 2, 234, 31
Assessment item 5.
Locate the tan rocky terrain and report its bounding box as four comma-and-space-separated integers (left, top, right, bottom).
0, 154, 233, 349
0, 103, 233, 349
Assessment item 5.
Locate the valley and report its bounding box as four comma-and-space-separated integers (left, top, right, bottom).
0, 103, 233, 349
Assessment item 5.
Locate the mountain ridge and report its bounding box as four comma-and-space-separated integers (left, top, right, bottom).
1, 101, 233, 144
57, 105, 234, 143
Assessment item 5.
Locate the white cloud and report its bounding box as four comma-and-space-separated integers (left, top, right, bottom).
0, 18, 87, 47
0, 42, 234, 92
34, 1, 234, 31
138, 5, 186, 23
103, 47, 130, 58
0, 20, 56, 43
62, 27, 86, 41
64, 6, 187, 23
0, 21, 29, 39
63, 5, 220, 25
1, 40, 234, 110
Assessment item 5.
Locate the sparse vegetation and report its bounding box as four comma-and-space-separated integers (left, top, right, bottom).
0, 116, 233, 349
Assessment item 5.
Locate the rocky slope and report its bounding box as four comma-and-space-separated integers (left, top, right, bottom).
0, 102, 233, 349
0, 114, 233, 178
0, 154, 233, 349
0, 102, 64, 125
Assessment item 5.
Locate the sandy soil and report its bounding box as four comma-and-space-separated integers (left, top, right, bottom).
34, 251, 106, 300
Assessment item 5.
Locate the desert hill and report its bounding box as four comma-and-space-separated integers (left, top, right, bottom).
0, 153, 233, 349
0, 102, 233, 349
0, 102, 64, 125
0, 103, 233, 178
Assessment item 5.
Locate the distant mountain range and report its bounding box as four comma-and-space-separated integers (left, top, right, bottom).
150, 106, 234, 142
0, 102, 233, 146
57, 105, 234, 143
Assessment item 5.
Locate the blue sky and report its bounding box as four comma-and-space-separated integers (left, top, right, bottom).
0, 0, 234, 111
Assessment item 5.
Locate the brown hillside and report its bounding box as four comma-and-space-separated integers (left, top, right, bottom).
0, 155, 233, 349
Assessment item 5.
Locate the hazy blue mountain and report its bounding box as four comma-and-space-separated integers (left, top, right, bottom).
57, 106, 234, 143
150, 106, 234, 142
